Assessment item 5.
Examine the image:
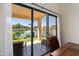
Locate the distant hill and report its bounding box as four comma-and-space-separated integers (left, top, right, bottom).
13, 23, 31, 31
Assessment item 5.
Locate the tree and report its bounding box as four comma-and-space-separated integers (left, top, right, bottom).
13, 23, 24, 38
13, 23, 32, 39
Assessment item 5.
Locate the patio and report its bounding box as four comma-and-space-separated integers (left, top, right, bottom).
23, 40, 47, 56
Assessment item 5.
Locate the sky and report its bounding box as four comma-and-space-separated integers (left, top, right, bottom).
11, 15, 56, 27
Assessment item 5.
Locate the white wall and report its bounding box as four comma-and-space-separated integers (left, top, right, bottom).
0, 4, 13, 56
36, 3, 60, 14
59, 3, 79, 45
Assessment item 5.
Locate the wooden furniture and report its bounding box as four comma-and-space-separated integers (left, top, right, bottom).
48, 36, 59, 53
50, 42, 79, 56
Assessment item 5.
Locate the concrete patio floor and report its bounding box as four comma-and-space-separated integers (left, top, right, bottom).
23, 40, 47, 56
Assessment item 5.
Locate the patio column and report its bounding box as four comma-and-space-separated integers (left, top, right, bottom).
37, 19, 41, 40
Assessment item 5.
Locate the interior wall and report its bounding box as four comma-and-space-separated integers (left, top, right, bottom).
59, 3, 79, 45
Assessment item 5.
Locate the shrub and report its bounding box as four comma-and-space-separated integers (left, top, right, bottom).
24, 34, 30, 39
42, 39, 46, 42
12, 32, 20, 40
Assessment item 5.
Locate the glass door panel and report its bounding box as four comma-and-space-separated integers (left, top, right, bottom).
49, 16, 57, 37
12, 4, 31, 56
33, 10, 47, 55
41, 15, 47, 55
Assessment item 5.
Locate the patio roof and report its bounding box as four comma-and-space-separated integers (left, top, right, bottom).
12, 4, 45, 20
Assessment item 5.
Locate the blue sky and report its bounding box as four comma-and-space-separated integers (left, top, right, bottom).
11, 15, 56, 27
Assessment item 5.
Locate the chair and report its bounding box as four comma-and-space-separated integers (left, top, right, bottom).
48, 36, 59, 54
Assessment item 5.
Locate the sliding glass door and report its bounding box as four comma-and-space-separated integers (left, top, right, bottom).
12, 4, 32, 56
12, 4, 57, 56
49, 15, 57, 37
33, 10, 47, 55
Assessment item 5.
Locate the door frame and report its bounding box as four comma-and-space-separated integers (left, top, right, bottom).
12, 3, 57, 56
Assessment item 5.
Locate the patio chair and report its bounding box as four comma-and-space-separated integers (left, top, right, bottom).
48, 36, 59, 55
